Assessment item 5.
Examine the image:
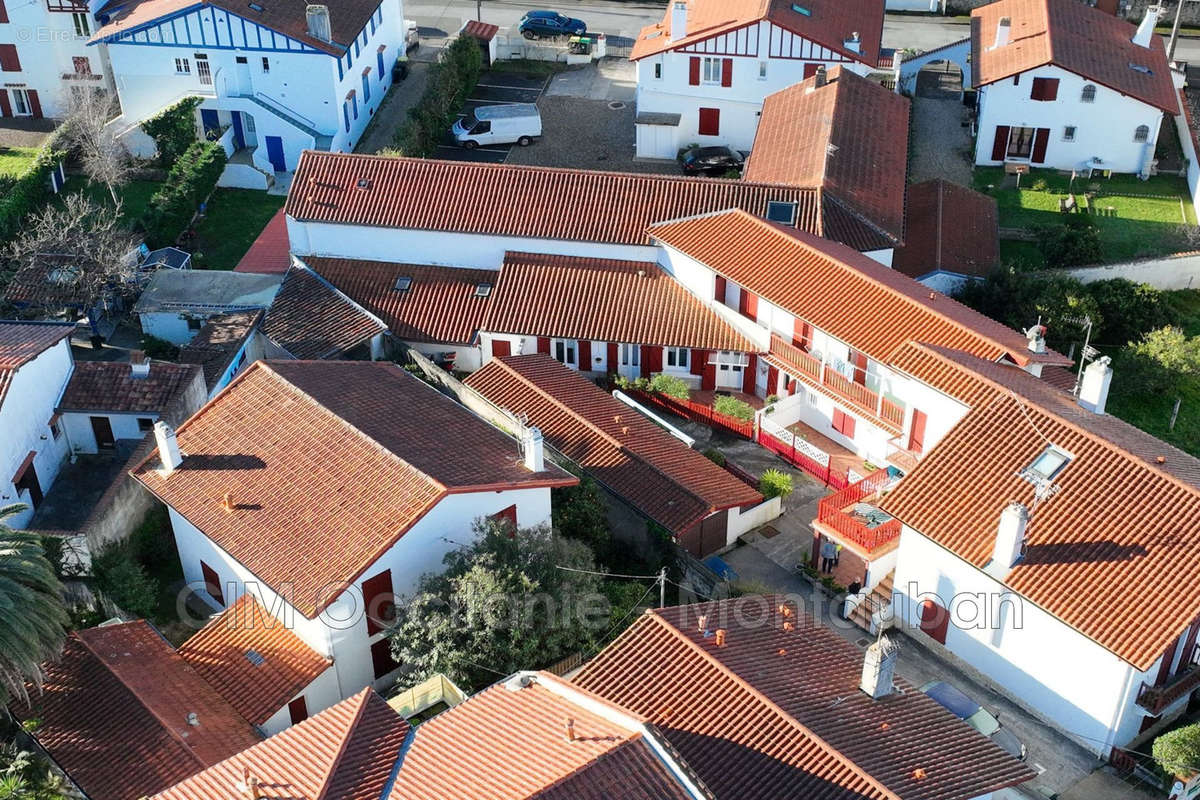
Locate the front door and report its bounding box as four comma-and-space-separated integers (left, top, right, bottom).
235, 55, 253, 95
553, 339, 577, 369
1006, 126, 1035, 160
230, 111, 245, 150
619, 343, 639, 379
265, 136, 286, 172
14, 461, 42, 508
200, 109, 220, 139
90, 416, 115, 449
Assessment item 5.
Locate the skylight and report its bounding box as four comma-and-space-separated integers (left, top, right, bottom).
766, 201, 798, 226
394, 276, 412, 292
1129, 63, 1153, 75
1025, 446, 1071, 481
245, 649, 265, 667
792, 4, 812, 16
475, 283, 493, 298
247, 2, 263, 11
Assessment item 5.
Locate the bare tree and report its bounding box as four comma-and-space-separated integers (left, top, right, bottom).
60, 89, 130, 205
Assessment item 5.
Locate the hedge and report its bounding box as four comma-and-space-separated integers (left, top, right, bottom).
139, 140, 226, 248
0, 132, 66, 242
141, 96, 202, 166
390, 35, 483, 157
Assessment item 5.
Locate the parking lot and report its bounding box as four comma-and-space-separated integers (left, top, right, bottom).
435, 70, 549, 164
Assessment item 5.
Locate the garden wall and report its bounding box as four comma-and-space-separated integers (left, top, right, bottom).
1059, 250, 1200, 289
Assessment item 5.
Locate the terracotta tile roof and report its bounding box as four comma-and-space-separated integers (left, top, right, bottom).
649, 209, 1071, 368
10, 621, 260, 800
1039, 363, 1079, 393
882, 342, 1200, 669
92, 0, 379, 56
153, 688, 409, 800
630, 0, 884, 67
260, 263, 386, 358
0, 320, 74, 407
178, 310, 264, 390
574, 597, 1034, 800
388, 671, 703, 800
462, 19, 499, 41
58, 359, 202, 414
235, 208, 292, 274
466, 355, 762, 534
178, 594, 332, 725
306, 257, 492, 347
484, 252, 754, 352
4, 255, 97, 309
132, 360, 575, 618
893, 180, 998, 280
971, 0, 1177, 113
745, 67, 910, 243
285, 152, 894, 253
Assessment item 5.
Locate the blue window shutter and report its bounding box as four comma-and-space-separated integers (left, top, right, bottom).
377, 49, 384, 79
352, 93, 357, 118
362, 72, 370, 102
343, 102, 349, 131
337, 58, 343, 81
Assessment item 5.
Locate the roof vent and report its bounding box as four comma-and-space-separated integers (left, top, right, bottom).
221, 492, 235, 513
186, 712, 200, 726
355, 177, 371, 190
238, 767, 263, 800
1157, 455, 1167, 464
305, 4, 331, 42
130, 349, 150, 379
565, 718, 576, 742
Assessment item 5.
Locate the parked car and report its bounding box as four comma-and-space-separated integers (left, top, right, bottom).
405, 19, 419, 50
519, 10, 586, 39
920, 681, 1028, 761
452, 104, 542, 149
679, 145, 746, 177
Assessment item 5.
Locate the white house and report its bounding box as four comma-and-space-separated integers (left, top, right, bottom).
629, 0, 888, 157
131, 359, 576, 715
971, 0, 1178, 175
134, 269, 282, 346
878, 344, 1200, 760
0, 0, 112, 119
91, 0, 406, 179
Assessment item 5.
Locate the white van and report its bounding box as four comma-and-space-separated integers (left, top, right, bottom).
452, 104, 542, 149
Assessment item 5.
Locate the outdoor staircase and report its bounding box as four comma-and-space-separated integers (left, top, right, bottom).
848, 571, 895, 634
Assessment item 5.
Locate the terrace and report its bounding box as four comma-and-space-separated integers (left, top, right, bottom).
814, 469, 903, 555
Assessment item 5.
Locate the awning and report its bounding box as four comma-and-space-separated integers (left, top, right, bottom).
12, 450, 36, 484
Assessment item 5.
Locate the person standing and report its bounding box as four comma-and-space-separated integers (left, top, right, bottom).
820, 538, 837, 574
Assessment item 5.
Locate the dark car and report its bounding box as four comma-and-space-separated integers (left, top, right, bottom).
920, 681, 1028, 761
519, 10, 586, 39
679, 145, 745, 177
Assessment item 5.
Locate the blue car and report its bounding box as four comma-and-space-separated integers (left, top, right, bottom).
519, 10, 586, 39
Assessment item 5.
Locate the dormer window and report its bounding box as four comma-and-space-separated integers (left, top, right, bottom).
247, 2, 263, 11
394, 276, 412, 292
791, 3, 811, 15
474, 283, 493, 298
1025, 446, 1071, 482
766, 201, 798, 225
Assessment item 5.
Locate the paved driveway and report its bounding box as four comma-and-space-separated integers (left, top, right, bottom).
435, 70, 548, 164
909, 66, 975, 186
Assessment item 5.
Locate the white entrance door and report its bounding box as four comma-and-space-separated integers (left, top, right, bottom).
553, 339, 578, 370
236, 57, 253, 96
714, 350, 745, 390
619, 343, 640, 379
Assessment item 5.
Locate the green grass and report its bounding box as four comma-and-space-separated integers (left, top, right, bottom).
191, 188, 285, 269
56, 175, 162, 228
973, 167, 1196, 268
1109, 352, 1200, 457
0, 145, 40, 177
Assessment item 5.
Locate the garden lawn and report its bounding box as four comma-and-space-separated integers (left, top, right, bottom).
973, 167, 1196, 268
0, 146, 40, 177
57, 176, 161, 228
190, 188, 285, 269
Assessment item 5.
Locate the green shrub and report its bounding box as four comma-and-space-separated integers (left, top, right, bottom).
1086, 278, 1178, 348
713, 394, 754, 421
702, 448, 726, 467
140, 335, 179, 361
1035, 216, 1103, 268
141, 97, 202, 166
92, 544, 160, 619
1123, 326, 1200, 393
1154, 723, 1200, 777
139, 140, 226, 247
129, 506, 175, 567
649, 373, 690, 400
758, 468, 794, 500
392, 35, 483, 157
0, 139, 66, 241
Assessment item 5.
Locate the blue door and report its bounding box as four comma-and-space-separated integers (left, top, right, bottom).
230, 111, 245, 150
265, 136, 286, 172
200, 109, 220, 139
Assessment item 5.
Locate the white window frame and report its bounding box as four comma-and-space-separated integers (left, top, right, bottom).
195, 54, 212, 85
620, 343, 640, 367
665, 347, 689, 370
10, 89, 31, 116
1062, 125, 1076, 142
71, 12, 90, 37
758, 61, 768, 80
701, 57, 723, 85
175, 57, 190, 75
553, 339, 578, 368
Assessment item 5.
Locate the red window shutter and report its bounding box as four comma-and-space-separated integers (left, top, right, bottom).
491, 339, 511, 358
698, 107, 720, 136
490, 504, 518, 531
200, 561, 224, 606
690, 349, 707, 376
578, 339, 591, 369
766, 365, 779, 395
742, 354, 757, 394
1031, 77, 1058, 101
606, 342, 618, 370
0, 1, 9, 24
852, 352, 868, 385
27, 89, 39, 119
641, 346, 662, 378
739, 290, 758, 320
0, 92, 10, 119
803, 62, 820, 79
288, 696, 309, 725
908, 409, 928, 454
0, 44, 19, 72
688, 56, 700, 85
713, 275, 727, 304
843, 412, 856, 439
1044, 79, 1059, 101
793, 319, 813, 350
1031, 128, 1050, 163
702, 360, 716, 391
721, 57, 733, 87
1156, 639, 1179, 686
370, 638, 399, 680
362, 569, 395, 636
919, 599, 950, 644
537, 336, 551, 355
990, 126, 1010, 161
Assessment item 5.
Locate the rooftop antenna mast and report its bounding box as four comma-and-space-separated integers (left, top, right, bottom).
1062, 314, 1096, 397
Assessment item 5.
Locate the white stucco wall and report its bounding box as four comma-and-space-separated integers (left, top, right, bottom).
258, 664, 341, 735
61, 411, 156, 454
1, 3, 113, 119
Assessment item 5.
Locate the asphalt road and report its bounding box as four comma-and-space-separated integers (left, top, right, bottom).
405, 0, 1200, 63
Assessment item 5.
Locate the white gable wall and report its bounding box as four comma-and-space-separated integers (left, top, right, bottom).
0, 1, 113, 118
61, 411, 156, 455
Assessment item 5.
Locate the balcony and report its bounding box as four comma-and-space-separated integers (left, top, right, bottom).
815, 469, 903, 554
886, 436, 920, 473
1136, 662, 1200, 715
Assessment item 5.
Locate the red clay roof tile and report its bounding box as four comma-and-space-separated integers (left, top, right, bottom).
893, 180, 999, 280
0, 321, 74, 407
261, 263, 386, 358
177, 310, 264, 390
58, 360, 203, 414
235, 208, 292, 275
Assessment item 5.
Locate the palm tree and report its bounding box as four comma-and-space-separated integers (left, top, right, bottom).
0, 505, 68, 707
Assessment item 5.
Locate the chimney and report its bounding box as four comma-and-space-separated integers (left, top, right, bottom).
1133, 5, 1162, 48
221, 492, 235, 513
860, 636, 898, 699
186, 712, 199, 726
306, 4, 331, 42
1025, 324, 1046, 354
697, 614, 708, 634
813, 65, 828, 88
715, 628, 726, 647
670, 0, 688, 42
986, 502, 1029, 580
843, 31, 861, 53
238, 767, 262, 800
1077, 355, 1113, 415
565, 718, 576, 742
521, 426, 544, 472
990, 16, 1011, 50
153, 421, 183, 474
130, 350, 150, 379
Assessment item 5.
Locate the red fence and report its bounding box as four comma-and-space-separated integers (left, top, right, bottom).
628, 390, 754, 439
759, 429, 849, 490
816, 469, 901, 552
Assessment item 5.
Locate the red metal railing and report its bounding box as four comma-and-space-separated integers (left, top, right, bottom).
1136, 664, 1200, 714
881, 396, 905, 428
816, 469, 901, 552
759, 428, 849, 490
767, 335, 902, 433
627, 389, 754, 440
823, 369, 881, 417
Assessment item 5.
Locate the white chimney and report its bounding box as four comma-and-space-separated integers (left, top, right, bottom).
1025, 324, 1046, 354
860, 636, 898, 699
521, 426, 545, 472
986, 502, 1029, 580
670, 1, 688, 42
1133, 5, 1162, 48
154, 421, 183, 474
1077, 356, 1113, 415
844, 31, 861, 53
306, 4, 331, 42
130, 350, 150, 379
990, 16, 1011, 50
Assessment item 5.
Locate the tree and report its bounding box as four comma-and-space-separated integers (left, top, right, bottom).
1122, 326, 1200, 393
1086, 278, 1177, 348
1154, 723, 1200, 778
1034, 216, 1104, 268
552, 479, 610, 556
956, 268, 1099, 352
0, 505, 69, 707
59, 90, 129, 205
388, 519, 604, 690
